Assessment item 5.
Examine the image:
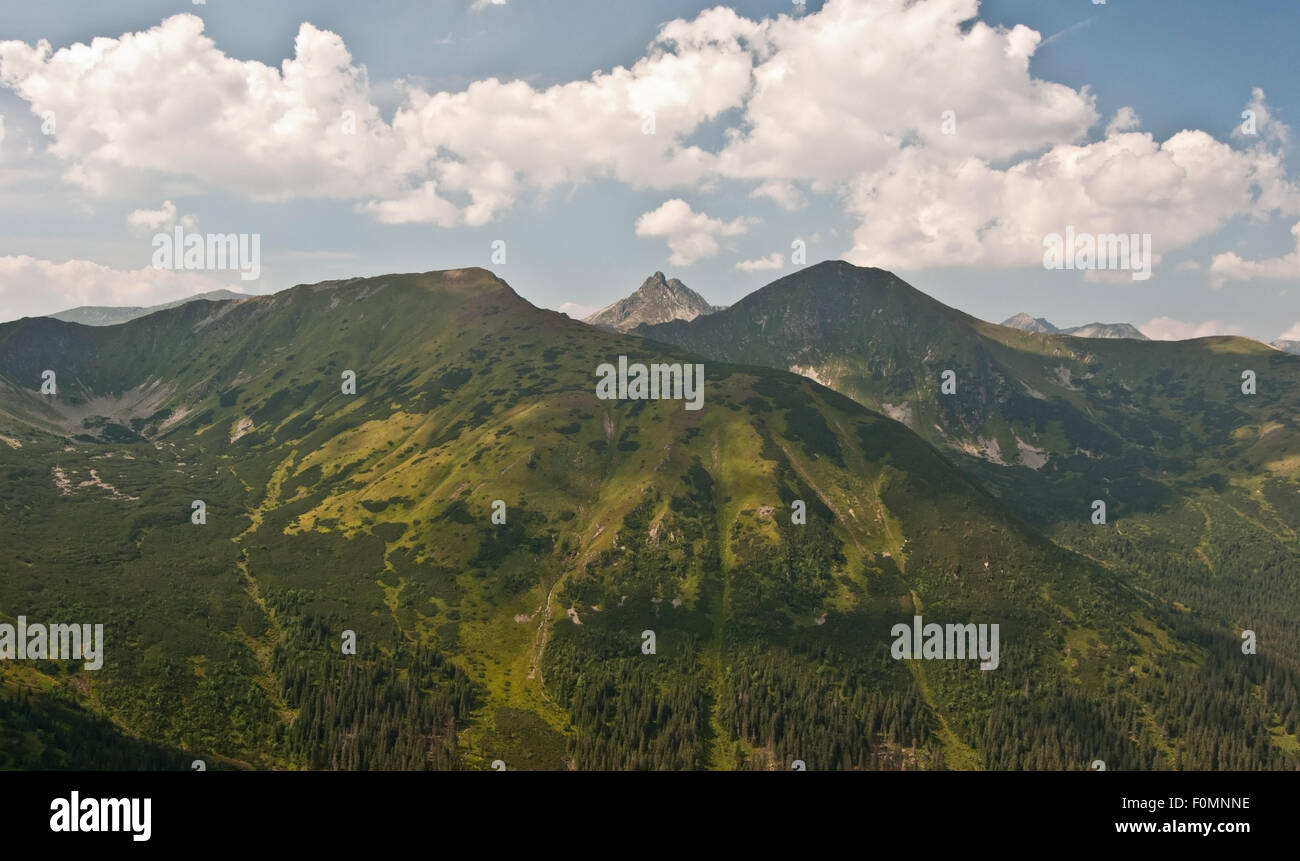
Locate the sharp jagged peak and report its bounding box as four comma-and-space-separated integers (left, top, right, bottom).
584, 271, 721, 332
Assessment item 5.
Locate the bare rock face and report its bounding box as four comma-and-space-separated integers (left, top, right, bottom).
1060, 322, 1148, 340
584, 272, 722, 332
1272, 339, 1300, 355
1000, 313, 1059, 335
1001, 312, 1148, 340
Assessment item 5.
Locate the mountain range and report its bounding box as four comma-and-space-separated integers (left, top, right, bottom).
640, 262, 1297, 500
1, 262, 1297, 771
999, 312, 1149, 340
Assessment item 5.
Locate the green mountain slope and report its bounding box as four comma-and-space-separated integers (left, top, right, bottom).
641, 261, 1300, 690
0, 268, 1295, 770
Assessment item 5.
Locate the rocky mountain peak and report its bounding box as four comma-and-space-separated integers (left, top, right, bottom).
584, 273, 722, 332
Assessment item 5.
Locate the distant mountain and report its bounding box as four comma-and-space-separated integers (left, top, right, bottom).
1001, 312, 1148, 340
584, 272, 720, 332
47, 289, 247, 326
1059, 321, 1148, 340
1001, 313, 1058, 334
1273, 339, 1300, 356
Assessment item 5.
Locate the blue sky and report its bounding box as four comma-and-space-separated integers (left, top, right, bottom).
0, 0, 1297, 343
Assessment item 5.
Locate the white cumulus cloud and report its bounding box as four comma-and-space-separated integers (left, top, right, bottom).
1233, 87, 1289, 145
0, 1, 1295, 273
1140, 316, 1243, 341
635, 199, 755, 266
0, 12, 752, 223
735, 252, 785, 272
126, 200, 196, 233
1105, 106, 1141, 136
749, 180, 805, 211
1209, 221, 1300, 287
556, 301, 599, 319
846, 128, 1299, 270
